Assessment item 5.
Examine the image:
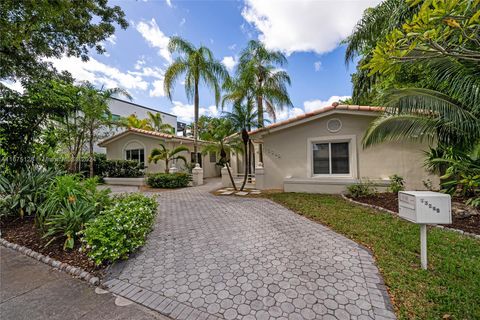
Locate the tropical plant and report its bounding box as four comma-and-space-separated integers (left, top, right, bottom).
388, 174, 405, 193
164, 36, 229, 165
0, 167, 58, 219
148, 144, 189, 173
346, 180, 377, 198
223, 97, 260, 186
102, 160, 145, 178
81, 83, 132, 178
201, 119, 243, 190
39, 175, 111, 249
147, 173, 191, 189
82, 193, 157, 265
147, 111, 175, 134
118, 114, 153, 130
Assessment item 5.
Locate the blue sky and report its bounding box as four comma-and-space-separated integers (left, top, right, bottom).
46, 0, 381, 123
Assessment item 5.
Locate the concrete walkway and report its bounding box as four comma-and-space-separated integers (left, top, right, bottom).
105, 180, 396, 320
0, 246, 170, 320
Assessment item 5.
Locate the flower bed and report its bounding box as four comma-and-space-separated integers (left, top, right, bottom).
347, 192, 480, 235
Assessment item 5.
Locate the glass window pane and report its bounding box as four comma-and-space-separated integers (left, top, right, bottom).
126, 150, 131, 160
139, 149, 145, 164
131, 149, 139, 161
313, 143, 329, 174
331, 142, 349, 174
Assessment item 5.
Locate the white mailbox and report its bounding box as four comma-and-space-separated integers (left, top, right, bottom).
399, 191, 451, 224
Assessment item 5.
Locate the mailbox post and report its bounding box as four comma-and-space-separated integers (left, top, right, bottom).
398, 191, 451, 270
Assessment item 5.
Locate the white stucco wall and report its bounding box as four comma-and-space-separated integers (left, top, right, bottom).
255, 112, 439, 193
103, 132, 220, 178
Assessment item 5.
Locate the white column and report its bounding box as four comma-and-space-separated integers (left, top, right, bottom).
255, 162, 265, 190
420, 224, 427, 270
192, 163, 204, 186
221, 165, 233, 188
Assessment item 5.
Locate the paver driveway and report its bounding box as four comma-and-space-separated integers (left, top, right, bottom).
104, 180, 395, 320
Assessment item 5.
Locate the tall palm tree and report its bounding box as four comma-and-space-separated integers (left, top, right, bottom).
201, 119, 243, 190
223, 97, 259, 185
163, 37, 228, 165
147, 111, 175, 134
234, 40, 292, 161
148, 143, 189, 173
119, 114, 152, 130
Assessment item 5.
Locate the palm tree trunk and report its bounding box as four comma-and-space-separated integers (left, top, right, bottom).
257, 95, 264, 163
165, 158, 170, 173
194, 80, 199, 165
240, 142, 249, 190
225, 162, 237, 191
89, 125, 94, 178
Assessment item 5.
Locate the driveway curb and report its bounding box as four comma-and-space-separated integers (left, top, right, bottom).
0, 237, 100, 285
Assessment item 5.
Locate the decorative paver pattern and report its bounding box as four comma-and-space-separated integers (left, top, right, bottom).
105, 180, 395, 319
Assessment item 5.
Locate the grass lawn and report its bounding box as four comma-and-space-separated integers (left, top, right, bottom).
267, 193, 480, 320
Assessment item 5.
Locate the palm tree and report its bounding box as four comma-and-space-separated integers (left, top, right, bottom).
201, 119, 243, 190
223, 97, 259, 186
235, 40, 293, 161
163, 36, 228, 165
147, 111, 175, 134
148, 144, 189, 173
118, 114, 152, 130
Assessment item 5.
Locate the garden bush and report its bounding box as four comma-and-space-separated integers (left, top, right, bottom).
82, 193, 157, 265
346, 180, 377, 198
147, 172, 191, 188
388, 174, 405, 193
0, 166, 58, 219
103, 160, 145, 178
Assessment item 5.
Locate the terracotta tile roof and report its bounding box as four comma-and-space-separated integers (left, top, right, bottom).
99, 127, 201, 146
249, 104, 384, 135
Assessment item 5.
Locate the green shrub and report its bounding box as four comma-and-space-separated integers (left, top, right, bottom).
104, 160, 145, 178
147, 172, 191, 188
346, 180, 377, 198
39, 175, 111, 249
0, 167, 58, 219
82, 193, 158, 265
388, 174, 405, 193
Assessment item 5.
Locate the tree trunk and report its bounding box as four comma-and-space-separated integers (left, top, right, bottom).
193, 80, 199, 165
257, 95, 264, 163
248, 140, 254, 182
225, 162, 237, 191
165, 158, 170, 173
240, 141, 249, 191
89, 125, 94, 178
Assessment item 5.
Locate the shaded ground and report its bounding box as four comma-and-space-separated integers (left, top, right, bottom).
1, 217, 101, 274
0, 246, 170, 320
349, 193, 480, 235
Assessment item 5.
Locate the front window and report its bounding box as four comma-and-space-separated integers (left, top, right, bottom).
126, 148, 145, 164
313, 142, 349, 175
209, 152, 217, 163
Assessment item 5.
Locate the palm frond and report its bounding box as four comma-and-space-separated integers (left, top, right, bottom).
168, 36, 195, 55
163, 58, 189, 101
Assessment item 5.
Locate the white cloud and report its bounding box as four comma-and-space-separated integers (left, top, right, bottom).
47, 56, 149, 90
180, 18, 186, 26
228, 43, 237, 50
1, 80, 24, 93
106, 34, 117, 45
222, 56, 237, 72
170, 101, 219, 123
242, 0, 381, 54
165, 0, 172, 7
129, 66, 164, 79
275, 107, 305, 122
150, 79, 165, 97
134, 59, 146, 70
314, 61, 322, 72
303, 95, 351, 113
136, 19, 171, 63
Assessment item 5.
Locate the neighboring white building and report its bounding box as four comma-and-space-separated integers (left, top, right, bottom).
95, 98, 179, 153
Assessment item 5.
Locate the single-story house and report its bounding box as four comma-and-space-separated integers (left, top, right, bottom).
98, 128, 220, 178
246, 104, 439, 193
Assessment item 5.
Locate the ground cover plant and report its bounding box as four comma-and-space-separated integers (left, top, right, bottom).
82, 193, 157, 265
267, 192, 480, 319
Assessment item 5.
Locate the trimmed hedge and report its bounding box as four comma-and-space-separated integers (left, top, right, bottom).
147, 172, 191, 188
82, 193, 157, 265
76, 153, 145, 178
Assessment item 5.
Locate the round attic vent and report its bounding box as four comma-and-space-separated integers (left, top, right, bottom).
327, 118, 342, 133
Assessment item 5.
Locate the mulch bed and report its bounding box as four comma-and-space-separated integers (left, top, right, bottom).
348, 193, 480, 235
1, 217, 104, 276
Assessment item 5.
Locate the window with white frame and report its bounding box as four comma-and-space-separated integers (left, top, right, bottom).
312, 142, 349, 175
125, 148, 145, 164
209, 151, 217, 163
